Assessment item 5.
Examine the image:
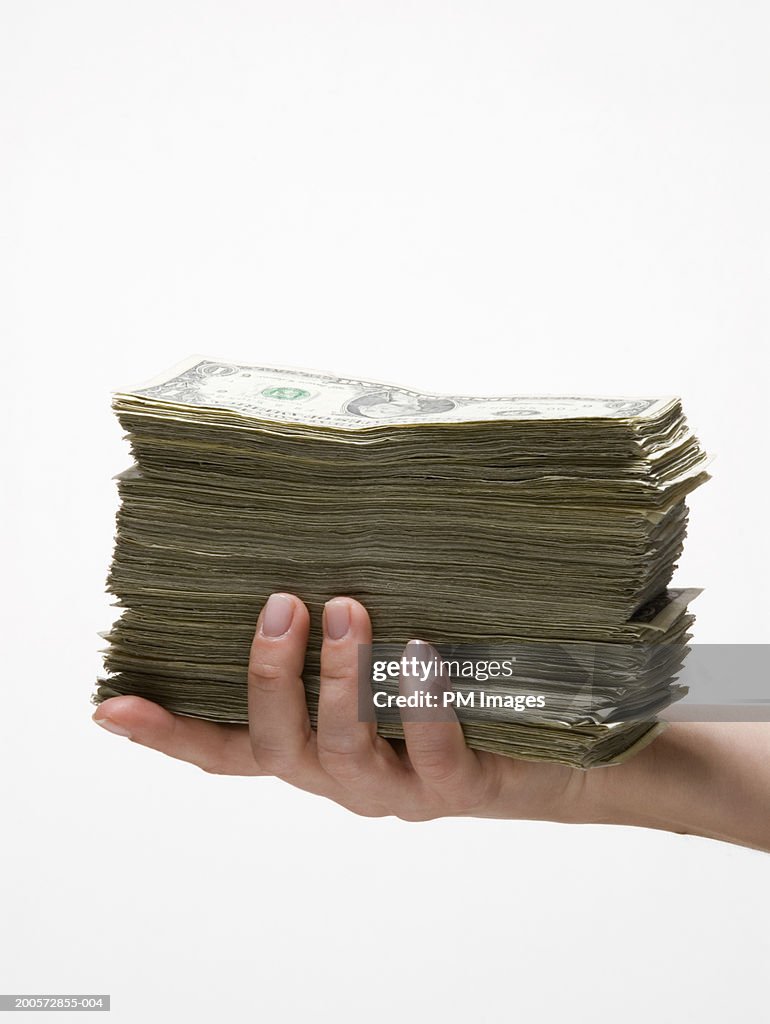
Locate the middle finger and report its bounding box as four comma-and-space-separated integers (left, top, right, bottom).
317, 598, 412, 795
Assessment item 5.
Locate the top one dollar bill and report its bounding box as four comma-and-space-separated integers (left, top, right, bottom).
119, 355, 679, 430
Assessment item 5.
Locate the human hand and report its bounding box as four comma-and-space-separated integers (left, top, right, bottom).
93, 593, 770, 850
92, 593, 586, 823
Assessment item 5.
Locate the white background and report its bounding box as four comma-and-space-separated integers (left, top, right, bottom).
2, 2, 768, 1022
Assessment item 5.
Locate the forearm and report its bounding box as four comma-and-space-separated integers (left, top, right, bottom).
581, 723, 770, 851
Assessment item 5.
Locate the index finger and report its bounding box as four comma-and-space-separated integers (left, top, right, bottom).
247, 592, 314, 778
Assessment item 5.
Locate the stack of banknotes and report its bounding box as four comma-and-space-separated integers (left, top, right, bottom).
95, 357, 710, 768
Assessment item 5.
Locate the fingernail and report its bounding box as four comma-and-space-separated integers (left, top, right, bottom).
324, 599, 351, 640
261, 593, 295, 637
93, 715, 132, 739
404, 639, 440, 683
405, 639, 438, 659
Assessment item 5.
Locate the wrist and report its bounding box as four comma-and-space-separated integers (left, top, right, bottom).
582, 723, 770, 851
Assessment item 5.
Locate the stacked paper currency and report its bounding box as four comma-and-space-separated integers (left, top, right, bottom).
95, 358, 709, 768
